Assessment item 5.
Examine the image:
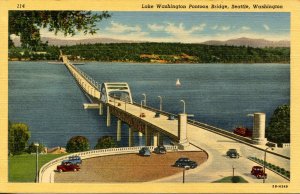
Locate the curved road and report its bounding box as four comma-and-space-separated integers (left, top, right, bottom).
109, 99, 289, 183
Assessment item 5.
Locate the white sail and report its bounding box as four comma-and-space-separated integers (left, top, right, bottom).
176, 78, 181, 86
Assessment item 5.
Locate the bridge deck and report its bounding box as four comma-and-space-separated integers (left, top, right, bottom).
59, 54, 290, 183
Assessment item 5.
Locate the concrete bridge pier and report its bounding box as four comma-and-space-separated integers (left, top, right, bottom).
117, 119, 122, 142
153, 132, 158, 147
138, 131, 143, 146
128, 127, 134, 147
177, 114, 189, 149
99, 103, 103, 115
145, 125, 152, 146
106, 106, 111, 127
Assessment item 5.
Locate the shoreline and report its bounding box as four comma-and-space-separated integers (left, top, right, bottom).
8, 59, 290, 65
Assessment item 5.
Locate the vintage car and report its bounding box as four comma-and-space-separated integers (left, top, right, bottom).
62, 155, 82, 165
226, 149, 240, 158
139, 147, 151, 156
154, 145, 167, 154
174, 157, 198, 169
57, 161, 80, 172
251, 166, 267, 179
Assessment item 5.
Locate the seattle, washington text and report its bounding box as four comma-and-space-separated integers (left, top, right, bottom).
141, 4, 283, 10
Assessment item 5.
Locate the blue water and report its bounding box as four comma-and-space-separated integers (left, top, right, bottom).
8, 62, 290, 148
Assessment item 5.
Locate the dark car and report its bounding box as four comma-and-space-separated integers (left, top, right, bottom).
154, 112, 160, 118
154, 145, 167, 154
168, 115, 175, 120
62, 155, 82, 165
140, 113, 146, 118
174, 157, 198, 169
57, 161, 80, 172
139, 147, 151, 156
251, 166, 267, 179
226, 149, 240, 158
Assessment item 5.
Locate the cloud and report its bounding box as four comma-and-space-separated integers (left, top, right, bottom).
148, 24, 164, 31
220, 26, 231, 31
263, 24, 270, 31
241, 26, 251, 31
106, 21, 142, 34
211, 25, 231, 31
163, 23, 206, 37
211, 25, 218, 30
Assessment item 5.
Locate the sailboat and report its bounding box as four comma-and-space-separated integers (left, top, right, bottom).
176, 78, 181, 87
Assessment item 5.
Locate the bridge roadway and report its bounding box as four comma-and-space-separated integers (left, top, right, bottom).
107, 98, 289, 183
61, 54, 289, 183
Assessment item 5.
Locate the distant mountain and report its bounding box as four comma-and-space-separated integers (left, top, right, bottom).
202, 37, 290, 48
11, 36, 289, 48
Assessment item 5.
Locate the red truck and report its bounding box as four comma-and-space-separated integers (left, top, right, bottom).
234, 127, 252, 137
251, 166, 267, 179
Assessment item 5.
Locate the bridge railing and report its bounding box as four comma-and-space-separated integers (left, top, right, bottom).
63, 57, 100, 90
39, 145, 178, 183
131, 101, 253, 143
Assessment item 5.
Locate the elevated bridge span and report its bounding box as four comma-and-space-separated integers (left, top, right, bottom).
59, 54, 290, 182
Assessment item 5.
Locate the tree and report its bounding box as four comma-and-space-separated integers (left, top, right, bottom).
66, 136, 90, 153
266, 104, 290, 145
9, 11, 111, 50
27, 142, 45, 154
94, 136, 117, 149
8, 122, 31, 155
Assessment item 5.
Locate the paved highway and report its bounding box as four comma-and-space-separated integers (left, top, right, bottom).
109, 99, 289, 183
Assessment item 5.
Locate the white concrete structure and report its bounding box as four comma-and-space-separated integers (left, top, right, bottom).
252, 112, 267, 145
178, 114, 189, 149
100, 82, 133, 104
39, 146, 178, 183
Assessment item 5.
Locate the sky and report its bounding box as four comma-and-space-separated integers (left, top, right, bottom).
39, 12, 290, 43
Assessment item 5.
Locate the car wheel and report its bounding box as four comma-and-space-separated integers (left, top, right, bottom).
257, 175, 261, 179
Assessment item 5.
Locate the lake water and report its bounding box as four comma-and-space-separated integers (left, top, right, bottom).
8, 62, 290, 148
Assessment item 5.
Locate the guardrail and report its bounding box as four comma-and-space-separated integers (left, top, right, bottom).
39, 145, 178, 183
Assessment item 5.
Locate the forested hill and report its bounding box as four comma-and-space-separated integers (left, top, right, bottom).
61, 43, 289, 63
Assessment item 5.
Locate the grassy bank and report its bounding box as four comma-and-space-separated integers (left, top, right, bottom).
9, 153, 67, 182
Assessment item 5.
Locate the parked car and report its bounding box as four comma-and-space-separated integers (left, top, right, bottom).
140, 113, 146, 117
226, 149, 240, 158
154, 145, 167, 154
62, 155, 82, 165
168, 115, 175, 120
139, 147, 151, 156
154, 112, 160, 118
251, 166, 267, 179
174, 157, 198, 169
57, 161, 80, 172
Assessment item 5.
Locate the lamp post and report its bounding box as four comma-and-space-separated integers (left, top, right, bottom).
183, 166, 190, 183
158, 96, 162, 111
180, 100, 186, 114
125, 98, 127, 112
263, 147, 273, 183
232, 165, 235, 177
113, 94, 116, 106
140, 100, 145, 116
34, 143, 39, 183
142, 93, 146, 106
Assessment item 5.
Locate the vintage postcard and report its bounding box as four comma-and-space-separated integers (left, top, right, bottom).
0, 0, 299, 193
